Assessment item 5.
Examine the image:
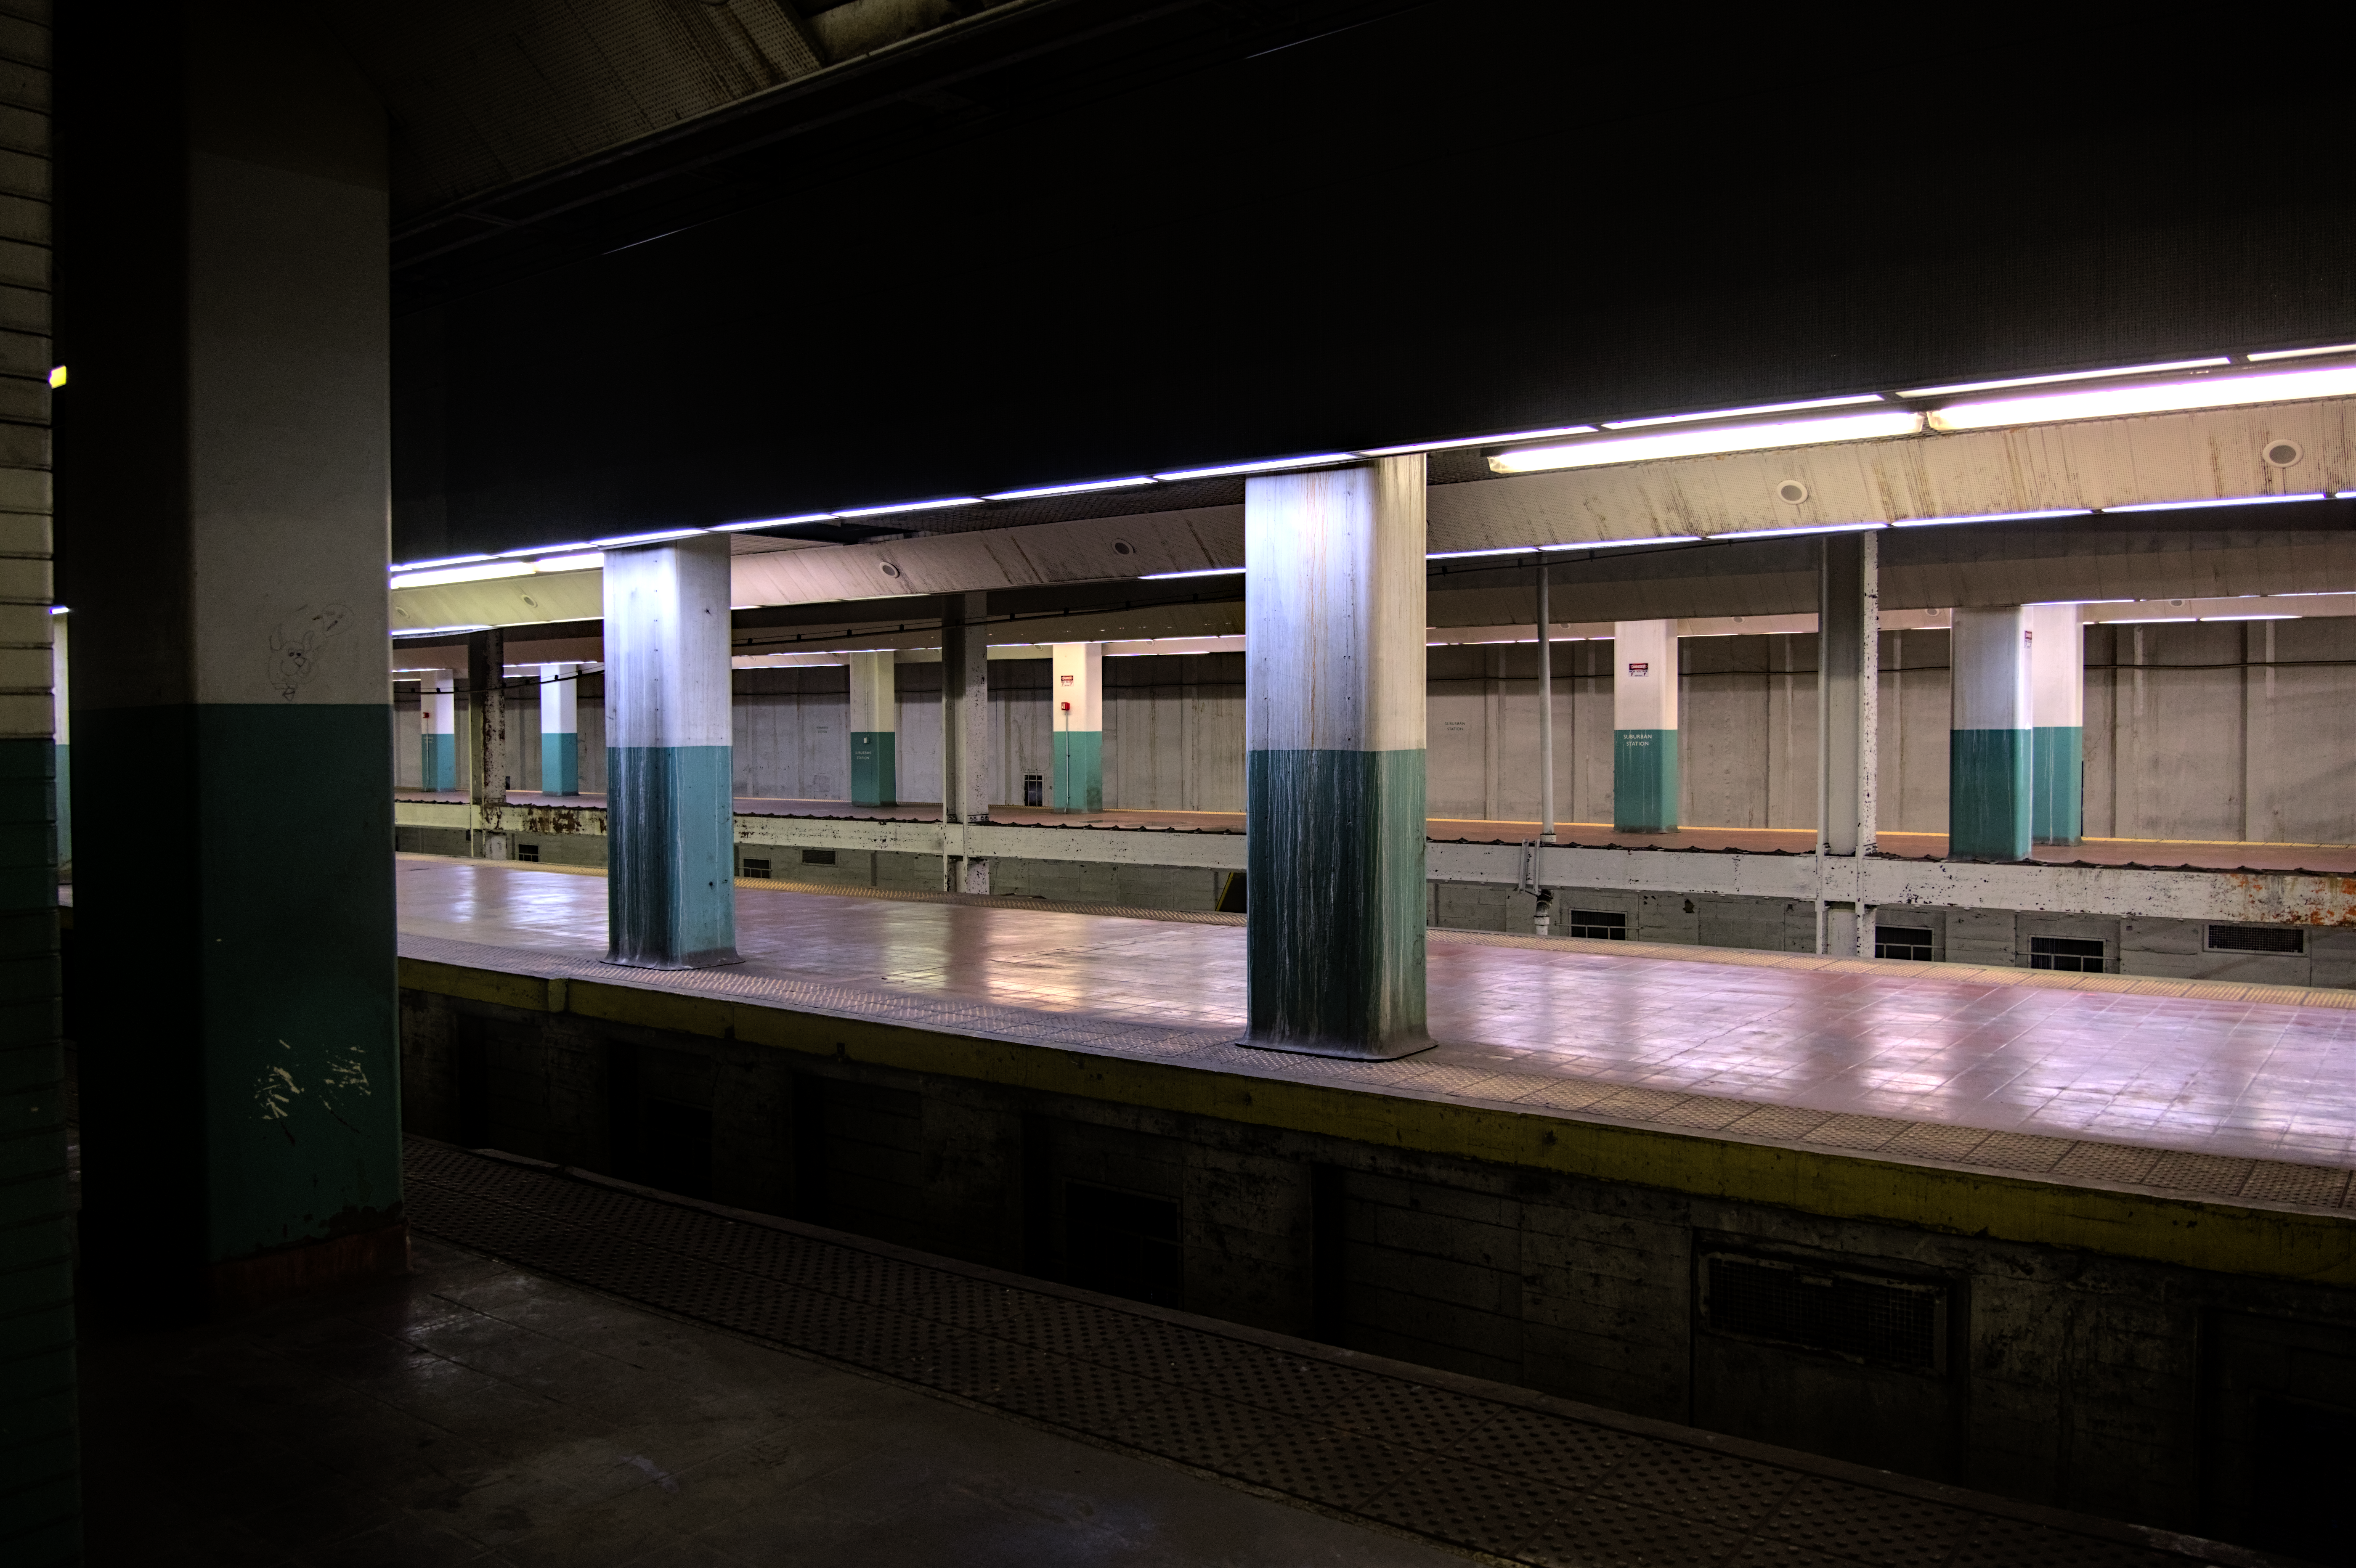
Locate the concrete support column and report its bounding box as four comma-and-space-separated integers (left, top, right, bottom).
467, 627, 507, 858
1817, 533, 1879, 955
1612, 620, 1679, 833
604, 536, 739, 968
941, 591, 990, 892
49, 614, 67, 868
1052, 642, 1103, 813
421, 669, 456, 790
2028, 604, 2084, 845
1243, 457, 1429, 1060
69, 12, 405, 1322
539, 662, 579, 796
847, 649, 896, 807
1950, 606, 2033, 862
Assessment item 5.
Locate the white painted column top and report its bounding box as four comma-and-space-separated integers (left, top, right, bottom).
1613, 620, 1679, 732
1052, 643, 1103, 731
2025, 604, 2084, 729
1952, 606, 2032, 731
847, 649, 897, 734
603, 537, 734, 750
539, 662, 579, 732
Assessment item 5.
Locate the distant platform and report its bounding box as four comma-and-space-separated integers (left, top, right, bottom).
397, 858, 2356, 1234
391, 792, 2356, 875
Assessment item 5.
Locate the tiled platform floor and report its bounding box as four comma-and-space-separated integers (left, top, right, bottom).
396, 858, 2356, 1187
365, 1141, 2242, 1568
392, 792, 2356, 874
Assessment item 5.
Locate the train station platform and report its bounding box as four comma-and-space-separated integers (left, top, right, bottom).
393, 792, 2356, 875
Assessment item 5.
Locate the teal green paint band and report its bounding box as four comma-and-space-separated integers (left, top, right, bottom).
421, 732, 455, 791
1613, 729, 1678, 833
541, 731, 578, 796
607, 744, 738, 967
51, 740, 67, 865
1054, 730, 1102, 812
851, 731, 897, 807
1244, 747, 1428, 1058
1951, 728, 2032, 861
2032, 725, 2082, 845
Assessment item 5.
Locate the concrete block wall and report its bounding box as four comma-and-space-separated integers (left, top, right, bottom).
397, 988, 2356, 1542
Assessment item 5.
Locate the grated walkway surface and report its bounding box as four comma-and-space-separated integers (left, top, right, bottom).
404, 1138, 2269, 1568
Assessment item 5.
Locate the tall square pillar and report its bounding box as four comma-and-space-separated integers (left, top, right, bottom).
1819, 534, 1879, 955
539, 662, 579, 796
69, 11, 406, 1320
604, 537, 738, 967
848, 650, 896, 807
1950, 607, 2033, 862
1052, 642, 1103, 813
1613, 620, 1679, 833
941, 592, 990, 891
2028, 604, 2083, 845
1244, 457, 1429, 1060
48, 614, 67, 867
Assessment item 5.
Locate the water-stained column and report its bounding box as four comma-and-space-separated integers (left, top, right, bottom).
605, 536, 739, 967
1950, 606, 2033, 862
941, 592, 990, 891
1819, 533, 1878, 955
2028, 603, 2083, 846
1052, 641, 1103, 813
539, 661, 579, 796
1244, 457, 1429, 1060
848, 649, 897, 807
1612, 620, 1679, 833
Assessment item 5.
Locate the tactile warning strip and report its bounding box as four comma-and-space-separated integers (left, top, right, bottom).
402, 1139, 2242, 1568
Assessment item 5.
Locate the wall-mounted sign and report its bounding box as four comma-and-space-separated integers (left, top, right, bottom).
1627, 662, 1650, 675
1060, 673, 1074, 683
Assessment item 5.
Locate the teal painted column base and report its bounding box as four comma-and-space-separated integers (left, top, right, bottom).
2032, 725, 2082, 845
541, 732, 578, 796
1951, 728, 2033, 861
608, 744, 740, 968
1244, 747, 1430, 1059
74, 705, 403, 1320
1613, 730, 1679, 833
850, 731, 897, 807
51, 739, 67, 866
421, 732, 454, 792
1054, 729, 1103, 812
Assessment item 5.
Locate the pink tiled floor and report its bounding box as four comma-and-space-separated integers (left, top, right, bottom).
397, 858, 2356, 1170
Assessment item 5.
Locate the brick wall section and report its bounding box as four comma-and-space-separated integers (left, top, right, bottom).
0, 3, 66, 1563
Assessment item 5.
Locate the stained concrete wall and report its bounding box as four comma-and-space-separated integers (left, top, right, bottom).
399, 985, 2356, 1545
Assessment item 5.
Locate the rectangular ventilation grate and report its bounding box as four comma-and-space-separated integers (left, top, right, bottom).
1875, 926, 1933, 961
515, 842, 540, 863
2207, 924, 2303, 954
1569, 910, 1627, 940
741, 858, 771, 879
2029, 935, 2107, 973
801, 848, 837, 866
1702, 1254, 1944, 1372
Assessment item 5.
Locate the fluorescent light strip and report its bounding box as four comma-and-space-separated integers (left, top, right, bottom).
531, 552, 604, 574
496, 540, 595, 558
48, 605, 65, 615
1550, 534, 1701, 551
1427, 546, 1547, 562
1490, 410, 1924, 475
1601, 395, 1885, 430
1931, 366, 2356, 432
2202, 614, 2300, 621
1138, 566, 1244, 580
389, 561, 535, 589
1150, 453, 1358, 482
1900, 358, 2232, 398
1890, 508, 2093, 528
1358, 425, 1597, 458
1709, 521, 1886, 542
2103, 617, 2197, 624
981, 477, 1156, 501
391, 553, 495, 573
391, 624, 491, 637
2248, 344, 2356, 363
714, 514, 834, 532
832, 496, 984, 519
2103, 493, 2328, 514
592, 527, 708, 547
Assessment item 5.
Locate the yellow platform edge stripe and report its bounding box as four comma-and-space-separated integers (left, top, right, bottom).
398, 956, 2356, 1288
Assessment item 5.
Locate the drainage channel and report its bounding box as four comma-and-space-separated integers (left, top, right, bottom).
402, 1136, 2260, 1568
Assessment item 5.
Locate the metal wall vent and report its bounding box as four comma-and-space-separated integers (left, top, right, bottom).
1701, 1253, 1945, 1372
740, 857, 771, 879
2207, 924, 2303, 954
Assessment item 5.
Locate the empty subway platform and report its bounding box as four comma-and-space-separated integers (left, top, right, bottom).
374, 856, 2356, 1563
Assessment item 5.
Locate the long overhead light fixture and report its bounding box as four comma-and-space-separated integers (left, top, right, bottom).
2250, 344, 2356, 363
1138, 566, 1244, 580
982, 477, 1156, 501
1150, 453, 1358, 482
714, 513, 833, 532
1929, 365, 2356, 432
390, 623, 491, 637
2103, 493, 2327, 514
833, 496, 984, 519
592, 527, 707, 547
390, 561, 534, 589
1601, 394, 1885, 429
1487, 410, 1924, 475
1899, 358, 2231, 398
390, 552, 494, 572
1890, 508, 2092, 528
1358, 424, 1596, 458
1710, 520, 1885, 542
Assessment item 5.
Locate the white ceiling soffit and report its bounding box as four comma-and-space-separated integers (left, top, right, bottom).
1428, 397, 2355, 552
